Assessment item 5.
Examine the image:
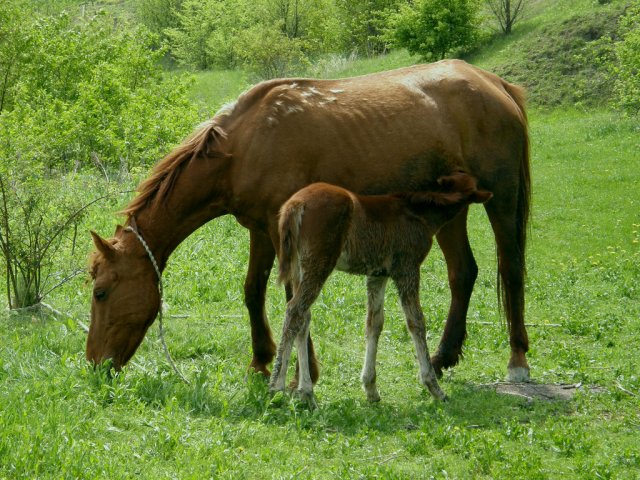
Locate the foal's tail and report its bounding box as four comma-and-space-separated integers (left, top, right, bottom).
278, 201, 304, 285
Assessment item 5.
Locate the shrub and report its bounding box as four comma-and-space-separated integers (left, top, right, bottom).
611, 3, 640, 114
0, 6, 200, 308
388, 0, 481, 60
234, 23, 310, 79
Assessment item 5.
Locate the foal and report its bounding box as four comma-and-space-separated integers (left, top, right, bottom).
269, 172, 492, 406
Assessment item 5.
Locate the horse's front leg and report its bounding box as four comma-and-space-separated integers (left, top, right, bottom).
245, 230, 278, 377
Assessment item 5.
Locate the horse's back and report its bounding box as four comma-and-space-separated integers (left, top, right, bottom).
226, 60, 528, 223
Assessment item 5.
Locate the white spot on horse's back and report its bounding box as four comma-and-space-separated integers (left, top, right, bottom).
329, 89, 345, 94
285, 104, 304, 115
266, 116, 278, 127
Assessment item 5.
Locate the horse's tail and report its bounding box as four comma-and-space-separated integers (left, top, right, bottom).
278, 200, 304, 285
499, 81, 531, 320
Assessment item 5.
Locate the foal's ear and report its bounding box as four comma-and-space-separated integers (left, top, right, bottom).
470, 190, 493, 204
90, 231, 116, 260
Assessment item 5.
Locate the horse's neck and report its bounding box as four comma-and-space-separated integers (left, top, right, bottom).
131, 161, 232, 270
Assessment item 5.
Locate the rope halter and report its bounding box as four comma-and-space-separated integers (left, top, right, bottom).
125, 221, 189, 384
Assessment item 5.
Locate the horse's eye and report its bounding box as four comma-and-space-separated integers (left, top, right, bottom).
94, 289, 107, 301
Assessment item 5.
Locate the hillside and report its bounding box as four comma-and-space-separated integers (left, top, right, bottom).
26, 0, 631, 110
469, 0, 629, 107
191, 0, 630, 110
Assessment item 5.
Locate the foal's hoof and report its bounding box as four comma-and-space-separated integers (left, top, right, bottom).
295, 390, 318, 410
366, 391, 381, 403
507, 366, 531, 383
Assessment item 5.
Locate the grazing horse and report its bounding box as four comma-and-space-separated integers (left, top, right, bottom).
87, 59, 531, 383
270, 173, 493, 405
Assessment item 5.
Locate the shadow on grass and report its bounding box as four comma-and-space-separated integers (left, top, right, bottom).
232, 378, 575, 437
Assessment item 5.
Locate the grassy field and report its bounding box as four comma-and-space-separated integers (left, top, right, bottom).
1, 106, 638, 478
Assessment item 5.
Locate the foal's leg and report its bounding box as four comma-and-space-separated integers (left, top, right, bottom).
361, 276, 388, 402
269, 300, 307, 394
288, 283, 320, 388
395, 273, 447, 401
269, 268, 331, 396
432, 209, 478, 378
294, 311, 317, 407
245, 230, 278, 377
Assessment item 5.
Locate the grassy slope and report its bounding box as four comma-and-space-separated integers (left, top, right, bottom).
1, 0, 639, 478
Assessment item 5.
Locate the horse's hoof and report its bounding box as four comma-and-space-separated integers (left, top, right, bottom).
248, 360, 271, 379
507, 366, 530, 383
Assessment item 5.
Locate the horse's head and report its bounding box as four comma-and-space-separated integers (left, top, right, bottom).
87, 226, 160, 370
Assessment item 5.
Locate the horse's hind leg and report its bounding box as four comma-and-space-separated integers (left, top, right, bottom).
395, 273, 447, 401
432, 208, 477, 377
484, 201, 530, 382
361, 276, 388, 402
245, 230, 278, 378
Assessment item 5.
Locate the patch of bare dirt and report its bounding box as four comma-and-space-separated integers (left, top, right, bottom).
481, 382, 606, 401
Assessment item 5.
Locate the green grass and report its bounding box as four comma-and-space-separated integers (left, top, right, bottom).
1, 108, 639, 478
2, 0, 639, 477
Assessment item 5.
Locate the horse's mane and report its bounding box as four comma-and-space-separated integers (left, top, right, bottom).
121, 118, 229, 217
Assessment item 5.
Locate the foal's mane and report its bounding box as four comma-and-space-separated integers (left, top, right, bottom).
121, 119, 229, 217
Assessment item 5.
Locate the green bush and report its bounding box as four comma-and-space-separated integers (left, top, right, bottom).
0, 10, 198, 172
387, 0, 481, 60
234, 23, 310, 79
0, 5, 199, 309
611, 2, 640, 113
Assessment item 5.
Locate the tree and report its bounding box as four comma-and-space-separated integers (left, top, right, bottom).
234, 23, 309, 78
336, 0, 404, 56
389, 0, 480, 61
0, 7, 199, 309
486, 0, 527, 35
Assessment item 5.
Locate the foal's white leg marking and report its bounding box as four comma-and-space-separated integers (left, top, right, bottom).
361, 276, 388, 402
269, 308, 296, 393
396, 276, 447, 401
294, 313, 316, 407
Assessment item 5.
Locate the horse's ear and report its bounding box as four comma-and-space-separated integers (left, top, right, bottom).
115, 224, 124, 236
90, 231, 115, 260
471, 190, 493, 204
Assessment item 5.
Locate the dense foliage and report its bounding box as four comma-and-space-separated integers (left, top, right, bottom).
146, 0, 490, 74
611, 2, 640, 113
388, 0, 481, 60
0, 2, 199, 307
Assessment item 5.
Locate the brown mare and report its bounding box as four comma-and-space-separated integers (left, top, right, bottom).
88, 59, 531, 383
271, 173, 492, 406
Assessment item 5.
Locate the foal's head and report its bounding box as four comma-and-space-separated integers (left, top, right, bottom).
404, 172, 492, 225
87, 227, 160, 370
